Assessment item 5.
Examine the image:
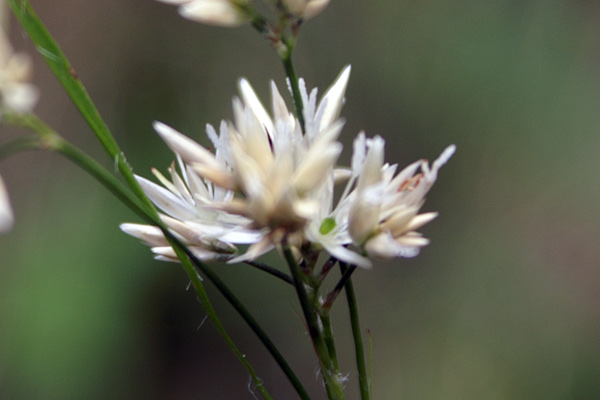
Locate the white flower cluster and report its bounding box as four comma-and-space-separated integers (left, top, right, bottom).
122, 67, 455, 268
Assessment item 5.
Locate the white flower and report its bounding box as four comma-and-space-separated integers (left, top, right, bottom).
283, 0, 330, 19
120, 144, 263, 262
349, 138, 456, 261
0, 174, 13, 233
151, 68, 350, 261
0, 16, 38, 114
310, 132, 455, 268
157, 0, 248, 27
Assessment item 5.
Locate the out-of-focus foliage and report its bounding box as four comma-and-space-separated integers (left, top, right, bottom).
1, 0, 599, 398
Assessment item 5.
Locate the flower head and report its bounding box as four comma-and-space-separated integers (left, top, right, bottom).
157, 0, 248, 27
123, 63, 454, 268
308, 132, 455, 268
128, 68, 351, 262
348, 136, 456, 261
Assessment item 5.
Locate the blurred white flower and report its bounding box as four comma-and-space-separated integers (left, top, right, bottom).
0, 174, 13, 233
0, 15, 38, 114
283, 0, 330, 19
157, 0, 248, 27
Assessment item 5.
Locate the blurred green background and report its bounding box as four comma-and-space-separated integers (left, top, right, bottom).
1, 0, 600, 398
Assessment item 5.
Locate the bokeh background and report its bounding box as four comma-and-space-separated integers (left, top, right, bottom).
1, 0, 600, 399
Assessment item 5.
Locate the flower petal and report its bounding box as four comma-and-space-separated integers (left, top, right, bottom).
179, 0, 246, 27
136, 175, 198, 220
0, 175, 14, 233
317, 65, 351, 131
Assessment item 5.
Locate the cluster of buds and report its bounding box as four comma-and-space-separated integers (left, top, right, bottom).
122, 67, 455, 268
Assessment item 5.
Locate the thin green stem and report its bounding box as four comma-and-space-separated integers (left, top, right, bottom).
323, 263, 357, 310
168, 241, 274, 400
179, 246, 311, 400
9, 0, 156, 218
236, 3, 269, 35
244, 260, 294, 285
317, 256, 338, 285
283, 243, 346, 400
340, 262, 370, 400
0, 135, 43, 159
320, 313, 340, 372
10, 2, 311, 398
3, 114, 156, 224
281, 46, 305, 132
4, 113, 279, 399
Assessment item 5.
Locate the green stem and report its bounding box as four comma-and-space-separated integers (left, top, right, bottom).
244, 260, 294, 285
340, 262, 370, 400
320, 312, 340, 372
10, 2, 310, 397
242, 5, 305, 132
4, 114, 277, 399
323, 263, 357, 309
0, 135, 43, 159
179, 246, 311, 400
283, 244, 346, 400
2, 114, 156, 224
281, 46, 306, 133
9, 0, 156, 218
168, 241, 274, 400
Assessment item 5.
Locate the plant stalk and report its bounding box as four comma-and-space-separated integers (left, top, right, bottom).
340, 262, 370, 400
283, 243, 346, 400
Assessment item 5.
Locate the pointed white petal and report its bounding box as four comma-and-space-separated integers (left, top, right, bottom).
227, 236, 275, 263
379, 206, 420, 236
354, 135, 385, 195
351, 131, 366, 176
238, 78, 275, 137
304, 0, 330, 18
432, 144, 456, 174
404, 212, 438, 232
120, 223, 168, 246
270, 81, 291, 124
324, 242, 372, 269
136, 175, 197, 220
348, 183, 384, 243
333, 168, 352, 184
365, 231, 422, 259
388, 160, 422, 192
179, 0, 246, 27
317, 65, 350, 131
219, 229, 265, 244
293, 142, 341, 193
153, 121, 223, 171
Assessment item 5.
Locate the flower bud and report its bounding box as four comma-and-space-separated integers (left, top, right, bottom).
283, 0, 330, 19
157, 0, 248, 27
